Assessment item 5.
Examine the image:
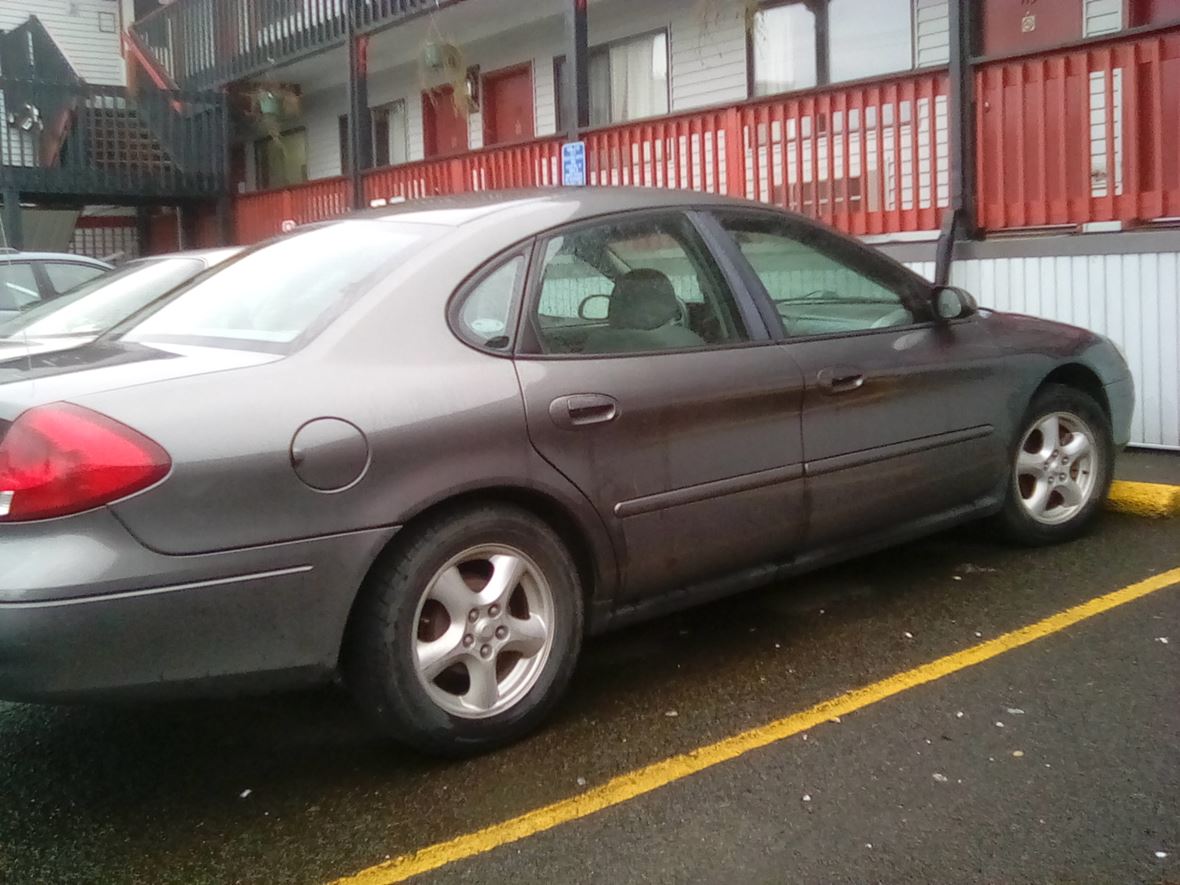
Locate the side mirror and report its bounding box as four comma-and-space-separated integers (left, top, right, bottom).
578, 293, 610, 321
933, 286, 977, 321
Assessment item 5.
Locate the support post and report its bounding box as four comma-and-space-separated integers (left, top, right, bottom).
217, 196, 234, 247
813, 0, 830, 87
563, 0, 589, 140
346, 0, 372, 210
1, 191, 23, 250
136, 206, 152, 256
948, 0, 978, 238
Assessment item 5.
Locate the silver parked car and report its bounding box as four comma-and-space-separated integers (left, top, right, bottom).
0, 248, 241, 370
0, 250, 110, 323
0, 190, 1133, 755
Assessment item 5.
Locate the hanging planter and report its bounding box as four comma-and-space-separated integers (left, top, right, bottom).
257, 90, 282, 117
419, 37, 476, 118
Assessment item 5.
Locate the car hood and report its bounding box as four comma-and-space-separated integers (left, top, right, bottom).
0, 340, 282, 421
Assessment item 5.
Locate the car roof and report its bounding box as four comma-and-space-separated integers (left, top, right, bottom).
0, 250, 111, 267
134, 247, 242, 266
356, 187, 782, 230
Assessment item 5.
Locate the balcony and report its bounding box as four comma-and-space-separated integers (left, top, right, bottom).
232, 23, 1180, 244
130, 0, 449, 91
0, 17, 228, 205
0, 79, 229, 204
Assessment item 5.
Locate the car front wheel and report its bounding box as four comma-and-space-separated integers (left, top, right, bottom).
998, 383, 1114, 545
345, 504, 583, 756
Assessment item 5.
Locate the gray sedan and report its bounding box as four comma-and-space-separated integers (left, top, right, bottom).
0, 189, 1133, 755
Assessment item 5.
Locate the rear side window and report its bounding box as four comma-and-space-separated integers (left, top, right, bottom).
44, 262, 105, 294
454, 254, 525, 351
0, 264, 40, 311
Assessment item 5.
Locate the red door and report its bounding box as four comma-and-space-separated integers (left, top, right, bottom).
482, 64, 535, 146
982, 0, 1083, 56
422, 87, 469, 158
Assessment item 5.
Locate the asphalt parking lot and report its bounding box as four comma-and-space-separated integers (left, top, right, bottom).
1, 460, 1177, 885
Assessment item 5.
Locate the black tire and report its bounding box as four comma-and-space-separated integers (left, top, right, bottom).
997, 383, 1114, 546
344, 504, 584, 756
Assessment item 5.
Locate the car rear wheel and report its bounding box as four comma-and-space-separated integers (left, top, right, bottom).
998, 383, 1113, 545
345, 505, 583, 756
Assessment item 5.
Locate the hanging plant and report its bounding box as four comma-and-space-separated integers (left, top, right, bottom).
418, 15, 476, 119
232, 82, 303, 144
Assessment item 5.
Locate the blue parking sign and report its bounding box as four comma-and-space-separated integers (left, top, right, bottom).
562, 141, 586, 187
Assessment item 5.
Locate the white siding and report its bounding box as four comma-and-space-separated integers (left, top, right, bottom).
1084, 0, 1123, 36
302, 85, 347, 182
0, 0, 124, 85
914, 0, 950, 67
534, 52, 557, 136
669, 3, 748, 110
907, 254, 1180, 450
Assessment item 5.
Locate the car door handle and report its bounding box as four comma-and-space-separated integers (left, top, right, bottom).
816, 366, 865, 394
549, 394, 619, 429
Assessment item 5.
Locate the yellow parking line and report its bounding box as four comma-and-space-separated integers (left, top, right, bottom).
1107, 480, 1180, 518
329, 565, 1180, 885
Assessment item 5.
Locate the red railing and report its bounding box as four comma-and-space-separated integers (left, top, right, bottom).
232, 23, 1180, 245
234, 175, 349, 244
737, 70, 949, 235
977, 26, 1180, 230
233, 68, 953, 245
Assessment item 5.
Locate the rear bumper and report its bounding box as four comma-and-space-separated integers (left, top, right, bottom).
1105, 374, 1135, 448
0, 510, 397, 701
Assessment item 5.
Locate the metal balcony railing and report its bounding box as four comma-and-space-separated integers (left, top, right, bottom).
0, 78, 228, 202
130, 0, 445, 90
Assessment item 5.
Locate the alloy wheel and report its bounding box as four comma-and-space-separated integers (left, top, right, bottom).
412, 544, 555, 719
1015, 411, 1098, 526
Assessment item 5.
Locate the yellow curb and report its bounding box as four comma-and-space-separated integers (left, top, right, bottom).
1107, 480, 1180, 518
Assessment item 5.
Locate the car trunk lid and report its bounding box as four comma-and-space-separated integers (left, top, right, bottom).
0, 340, 282, 423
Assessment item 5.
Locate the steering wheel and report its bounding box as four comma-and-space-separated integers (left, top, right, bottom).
870, 307, 912, 329
668, 296, 691, 328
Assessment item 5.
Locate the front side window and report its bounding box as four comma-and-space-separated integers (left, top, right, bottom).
124, 221, 436, 351
530, 214, 750, 356
719, 213, 918, 336
44, 262, 105, 294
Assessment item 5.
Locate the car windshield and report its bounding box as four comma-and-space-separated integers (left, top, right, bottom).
122, 222, 433, 350
0, 258, 206, 339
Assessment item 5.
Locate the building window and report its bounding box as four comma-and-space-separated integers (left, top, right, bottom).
372, 100, 408, 168
828, 0, 913, 82
751, 0, 916, 97
555, 30, 669, 131
253, 128, 308, 190
751, 2, 818, 96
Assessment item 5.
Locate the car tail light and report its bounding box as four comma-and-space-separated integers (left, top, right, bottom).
0, 403, 170, 522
